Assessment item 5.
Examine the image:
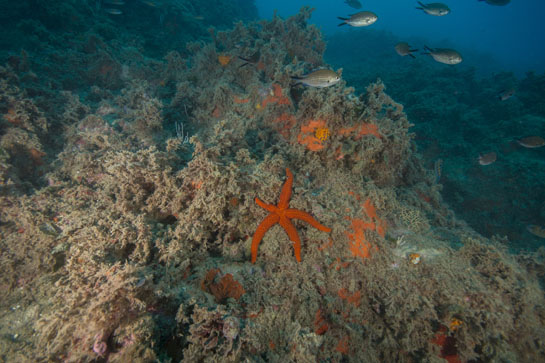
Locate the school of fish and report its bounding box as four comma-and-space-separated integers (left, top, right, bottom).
336, 0, 542, 241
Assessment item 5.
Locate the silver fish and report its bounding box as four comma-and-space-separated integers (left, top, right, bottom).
416, 2, 450, 16
338, 11, 378, 27
104, 8, 123, 15
518, 136, 545, 148
395, 42, 418, 58
139, 0, 159, 7
527, 224, 545, 238
104, 0, 125, 5
434, 158, 443, 183
238, 50, 260, 68
423, 46, 462, 65
498, 88, 515, 101
345, 0, 362, 9
478, 0, 510, 6
291, 69, 341, 88
478, 152, 497, 165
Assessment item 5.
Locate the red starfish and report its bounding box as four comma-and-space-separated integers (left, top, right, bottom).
251, 168, 331, 263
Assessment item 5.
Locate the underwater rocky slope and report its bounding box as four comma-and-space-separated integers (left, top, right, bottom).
326, 29, 545, 252
1, 5, 545, 362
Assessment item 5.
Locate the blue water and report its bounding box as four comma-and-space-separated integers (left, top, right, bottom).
256, 0, 545, 75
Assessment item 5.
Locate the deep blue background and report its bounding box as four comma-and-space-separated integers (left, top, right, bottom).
255, 0, 545, 75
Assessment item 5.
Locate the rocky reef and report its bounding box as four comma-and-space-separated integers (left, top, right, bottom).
1, 5, 544, 362
326, 29, 545, 252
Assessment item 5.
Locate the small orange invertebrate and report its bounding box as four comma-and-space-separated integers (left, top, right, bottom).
339, 123, 381, 139
247, 307, 263, 319
272, 113, 297, 139
363, 198, 386, 237
233, 96, 250, 104
317, 238, 333, 251
409, 253, 421, 265
191, 180, 203, 189
4, 108, 20, 125
338, 288, 361, 307
218, 54, 231, 66
449, 318, 463, 331
330, 257, 350, 271
315, 127, 330, 142
201, 268, 245, 303
431, 326, 462, 363
261, 84, 291, 107
345, 217, 376, 259
335, 146, 345, 160
335, 335, 349, 354
344, 196, 386, 260
298, 120, 328, 151
314, 309, 329, 335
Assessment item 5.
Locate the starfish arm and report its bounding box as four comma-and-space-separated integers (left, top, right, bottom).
255, 197, 277, 212
251, 213, 280, 263
278, 168, 293, 209
285, 209, 332, 233
279, 216, 302, 262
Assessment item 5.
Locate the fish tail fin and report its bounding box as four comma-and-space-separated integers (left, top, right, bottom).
410, 48, 419, 52
290, 76, 303, 87
422, 45, 432, 55
337, 16, 348, 21
289, 80, 302, 88
409, 53, 416, 59
338, 22, 347, 26
238, 56, 253, 68
415, 6, 423, 10
417, 1, 426, 7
